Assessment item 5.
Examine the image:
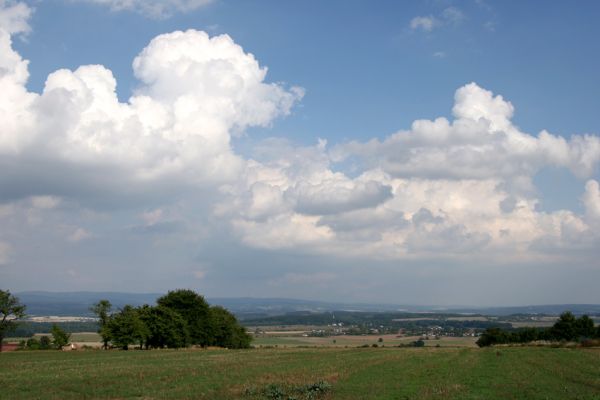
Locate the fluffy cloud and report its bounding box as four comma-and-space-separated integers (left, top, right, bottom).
222, 84, 600, 259
332, 84, 600, 183
410, 16, 438, 32
0, 0, 30, 35
79, 0, 214, 19
1, 1, 600, 284
0, 25, 302, 204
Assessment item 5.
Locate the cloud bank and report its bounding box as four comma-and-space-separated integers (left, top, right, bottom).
1, 1, 600, 301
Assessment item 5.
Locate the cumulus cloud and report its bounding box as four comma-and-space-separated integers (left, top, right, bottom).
2, 1, 600, 290
0, 27, 303, 205
221, 83, 600, 260
78, 0, 214, 19
333, 83, 600, 182
0, 0, 31, 35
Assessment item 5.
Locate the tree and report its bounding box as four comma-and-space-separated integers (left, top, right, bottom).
0, 289, 27, 352
51, 324, 71, 349
90, 300, 112, 349
209, 306, 251, 349
107, 305, 149, 350
157, 290, 211, 346
476, 328, 511, 347
139, 305, 190, 349
39, 335, 52, 350
575, 315, 595, 338
550, 311, 578, 341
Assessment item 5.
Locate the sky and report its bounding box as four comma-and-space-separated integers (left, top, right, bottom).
1, 0, 600, 306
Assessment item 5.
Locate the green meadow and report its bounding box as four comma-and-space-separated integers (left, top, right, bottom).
1, 347, 599, 399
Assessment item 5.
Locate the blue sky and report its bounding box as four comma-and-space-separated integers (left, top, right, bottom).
1, 0, 600, 305
18, 1, 600, 142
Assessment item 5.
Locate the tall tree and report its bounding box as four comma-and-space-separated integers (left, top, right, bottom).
90, 300, 112, 349
50, 324, 71, 349
0, 290, 27, 352
157, 290, 211, 346
139, 305, 190, 349
575, 315, 596, 338
209, 306, 252, 349
107, 305, 149, 350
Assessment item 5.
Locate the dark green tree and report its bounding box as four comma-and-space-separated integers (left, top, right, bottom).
575, 315, 596, 338
39, 335, 52, 350
0, 289, 27, 352
90, 300, 112, 349
157, 290, 211, 346
50, 324, 71, 349
209, 306, 252, 349
476, 328, 511, 347
107, 305, 149, 350
139, 305, 190, 349
550, 311, 578, 341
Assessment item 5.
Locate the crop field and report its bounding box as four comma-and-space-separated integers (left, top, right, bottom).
1, 346, 599, 399
252, 333, 478, 348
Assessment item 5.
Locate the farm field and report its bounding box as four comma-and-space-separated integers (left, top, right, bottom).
252, 333, 478, 348
1, 347, 599, 399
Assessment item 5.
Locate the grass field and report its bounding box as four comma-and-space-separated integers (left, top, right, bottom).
1, 347, 599, 399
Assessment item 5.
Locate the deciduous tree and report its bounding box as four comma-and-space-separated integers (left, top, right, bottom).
157, 290, 211, 346
90, 300, 112, 349
50, 324, 71, 349
0, 289, 26, 352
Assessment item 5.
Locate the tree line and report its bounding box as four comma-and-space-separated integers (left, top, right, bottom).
476, 312, 599, 347
91, 289, 252, 350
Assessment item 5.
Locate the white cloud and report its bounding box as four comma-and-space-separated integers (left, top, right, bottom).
410, 16, 439, 32
0, 0, 31, 35
79, 0, 214, 19
333, 83, 600, 182
2, 2, 600, 295
1, 28, 303, 204
221, 83, 600, 260
583, 180, 600, 222
68, 227, 92, 242
410, 7, 464, 32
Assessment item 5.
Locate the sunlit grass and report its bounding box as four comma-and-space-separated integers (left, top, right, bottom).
1, 347, 598, 399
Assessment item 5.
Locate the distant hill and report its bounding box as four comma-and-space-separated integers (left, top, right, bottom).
15, 291, 162, 316
14, 291, 600, 317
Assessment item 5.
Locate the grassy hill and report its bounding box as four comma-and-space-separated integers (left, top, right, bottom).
1, 347, 599, 399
